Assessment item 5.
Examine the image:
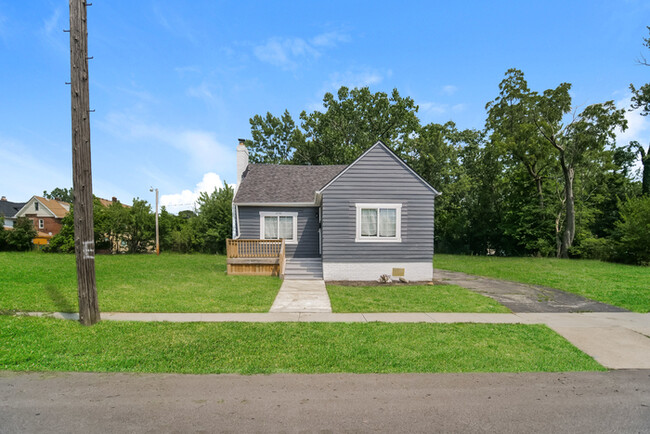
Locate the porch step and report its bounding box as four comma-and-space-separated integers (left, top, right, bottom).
284, 258, 323, 280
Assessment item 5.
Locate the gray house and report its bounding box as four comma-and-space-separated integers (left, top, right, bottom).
232, 139, 440, 281
0, 196, 26, 228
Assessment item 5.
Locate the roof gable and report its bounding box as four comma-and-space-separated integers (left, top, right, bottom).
318, 141, 441, 196
15, 196, 70, 218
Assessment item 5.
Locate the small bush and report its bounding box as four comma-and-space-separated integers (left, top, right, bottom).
571, 237, 615, 261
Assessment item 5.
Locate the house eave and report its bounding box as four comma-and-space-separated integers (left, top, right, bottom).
234, 202, 319, 207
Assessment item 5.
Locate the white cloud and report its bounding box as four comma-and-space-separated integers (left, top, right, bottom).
186, 81, 216, 104
254, 37, 318, 69
160, 172, 227, 212
40, 8, 65, 51
442, 85, 458, 95
326, 69, 384, 91
310, 30, 349, 47
419, 101, 447, 115
98, 111, 235, 174
253, 31, 349, 69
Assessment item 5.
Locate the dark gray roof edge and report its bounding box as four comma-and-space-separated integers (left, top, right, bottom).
233, 163, 347, 204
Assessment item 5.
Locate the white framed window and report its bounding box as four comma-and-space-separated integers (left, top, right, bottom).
34, 202, 39, 211
38, 219, 44, 229
259, 212, 298, 244
355, 203, 402, 242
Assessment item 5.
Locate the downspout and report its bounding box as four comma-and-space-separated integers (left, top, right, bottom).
236, 204, 241, 239
231, 201, 237, 239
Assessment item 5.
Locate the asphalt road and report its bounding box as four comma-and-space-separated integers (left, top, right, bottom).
1, 370, 649, 433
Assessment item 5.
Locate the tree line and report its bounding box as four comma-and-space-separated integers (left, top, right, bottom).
39, 185, 234, 254
245, 64, 649, 264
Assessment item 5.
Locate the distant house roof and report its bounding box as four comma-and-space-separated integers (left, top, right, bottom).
34, 196, 70, 218
96, 197, 131, 208
234, 164, 347, 204
0, 200, 26, 218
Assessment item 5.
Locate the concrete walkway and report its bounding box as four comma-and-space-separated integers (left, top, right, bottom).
434, 269, 627, 313
269, 279, 332, 313
19, 311, 650, 369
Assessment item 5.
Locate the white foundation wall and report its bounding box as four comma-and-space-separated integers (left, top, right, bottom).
323, 262, 433, 282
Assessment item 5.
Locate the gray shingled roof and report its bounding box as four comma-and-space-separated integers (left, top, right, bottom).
234, 164, 347, 204
0, 200, 26, 218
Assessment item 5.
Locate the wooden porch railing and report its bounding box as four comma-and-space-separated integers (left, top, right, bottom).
226, 239, 286, 277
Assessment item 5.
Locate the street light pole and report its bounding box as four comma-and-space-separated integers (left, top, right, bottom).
150, 187, 159, 255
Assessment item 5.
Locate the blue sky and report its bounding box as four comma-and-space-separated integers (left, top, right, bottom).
1, 0, 649, 211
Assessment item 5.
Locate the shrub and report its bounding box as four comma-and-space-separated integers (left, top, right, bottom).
6, 217, 37, 251
613, 195, 650, 265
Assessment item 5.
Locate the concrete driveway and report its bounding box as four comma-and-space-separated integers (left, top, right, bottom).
1, 370, 648, 433
434, 269, 628, 313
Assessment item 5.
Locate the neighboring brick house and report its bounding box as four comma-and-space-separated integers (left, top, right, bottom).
14, 196, 71, 246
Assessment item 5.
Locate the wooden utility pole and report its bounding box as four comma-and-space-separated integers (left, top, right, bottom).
69, 0, 100, 325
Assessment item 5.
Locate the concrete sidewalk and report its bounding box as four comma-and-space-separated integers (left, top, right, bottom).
269, 279, 332, 313
16, 311, 650, 369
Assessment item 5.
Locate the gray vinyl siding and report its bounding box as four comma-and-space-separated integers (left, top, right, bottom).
321, 144, 435, 262
237, 206, 320, 258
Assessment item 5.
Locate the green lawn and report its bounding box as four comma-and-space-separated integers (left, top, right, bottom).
0, 252, 281, 313
434, 254, 650, 312
328, 284, 509, 313
0, 316, 603, 374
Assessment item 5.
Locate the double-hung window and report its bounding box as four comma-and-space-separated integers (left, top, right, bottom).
260, 212, 298, 244
355, 203, 402, 242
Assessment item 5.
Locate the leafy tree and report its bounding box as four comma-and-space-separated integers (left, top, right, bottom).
42, 187, 74, 203
98, 200, 130, 253
629, 26, 650, 195
45, 210, 75, 253
613, 195, 650, 265
489, 69, 627, 258
486, 69, 557, 210
196, 183, 234, 254
0, 216, 6, 250
248, 110, 305, 164
6, 217, 37, 251
124, 199, 154, 253
249, 86, 420, 165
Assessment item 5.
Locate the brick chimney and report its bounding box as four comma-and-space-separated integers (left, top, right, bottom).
236, 138, 249, 186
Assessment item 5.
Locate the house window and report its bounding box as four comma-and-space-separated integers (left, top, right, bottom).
259, 212, 298, 244
38, 219, 44, 229
355, 203, 402, 242
34, 202, 39, 211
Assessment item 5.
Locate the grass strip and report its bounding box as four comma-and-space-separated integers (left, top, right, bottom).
434, 254, 650, 312
0, 252, 281, 313
328, 284, 509, 313
0, 316, 603, 374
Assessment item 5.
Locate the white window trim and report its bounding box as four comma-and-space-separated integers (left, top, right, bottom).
355, 203, 402, 243
38, 219, 44, 229
259, 211, 298, 244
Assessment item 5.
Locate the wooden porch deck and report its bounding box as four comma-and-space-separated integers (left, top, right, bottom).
226, 239, 286, 277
